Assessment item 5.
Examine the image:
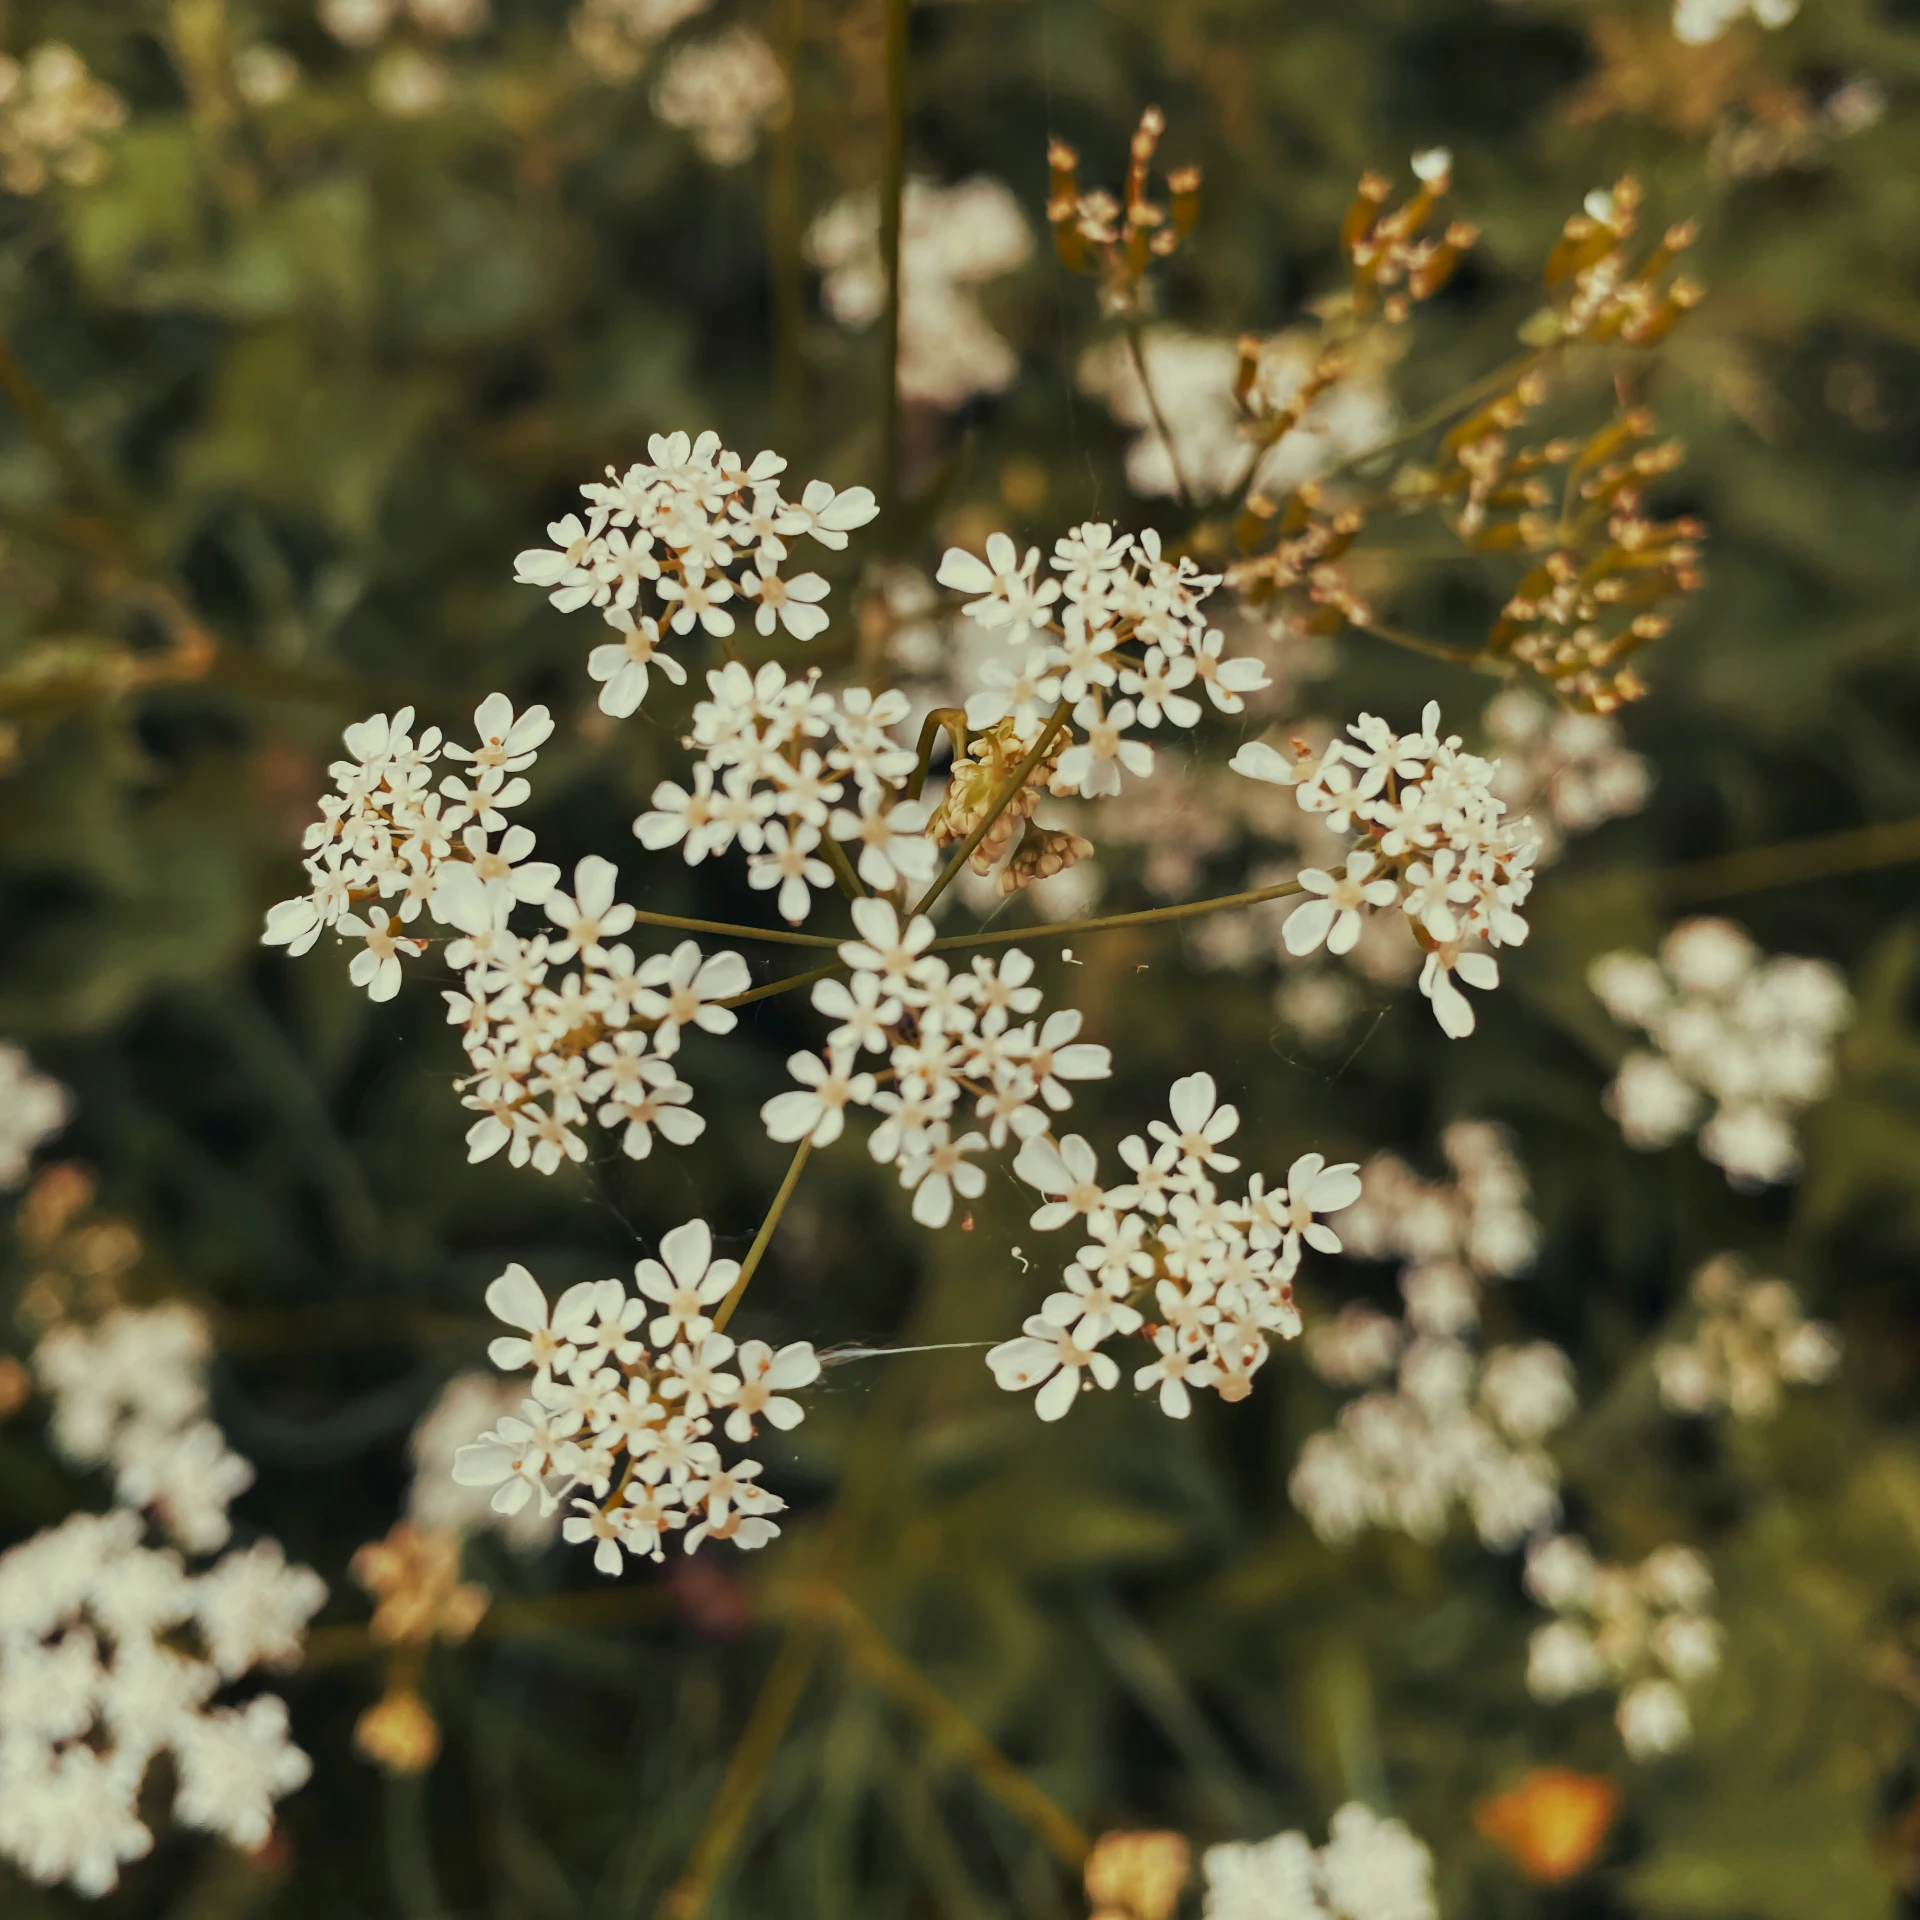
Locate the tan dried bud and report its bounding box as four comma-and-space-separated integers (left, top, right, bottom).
1084, 1830, 1190, 1920
355, 1686, 440, 1774
20, 1163, 95, 1246
0, 1355, 29, 1419
353, 1522, 490, 1649
1000, 823, 1094, 895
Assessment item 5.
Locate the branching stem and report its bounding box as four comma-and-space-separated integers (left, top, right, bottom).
713, 1137, 814, 1335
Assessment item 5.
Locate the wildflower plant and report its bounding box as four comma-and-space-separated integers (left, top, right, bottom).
252, 122, 1728, 1584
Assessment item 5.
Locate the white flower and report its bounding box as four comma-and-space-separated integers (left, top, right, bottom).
986, 1308, 1120, 1421
340, 908, 425, 1001
449, 692, 556, 774
544, 855, 638, 964
747, 820, 835, 923
563, 1499, 629, 1576
898, 1122, 988, 1228
633, 940, 752, 1055
810, 971, 902, 1053
513, 511, 607, 610
588, 608, 687, 717
1054, 695, 1153, 798
633, 1219, 741, 1348
1013, 1133, 1109, 1232
1617, 1677, 1692, 1759
761, 1047, 876, 1146
828, 791, 937, 890
738, 564, 831, 639
840, 896, 942, 995
1283, 854, 1398, 958
724, 1341, 820, 1441
1148, 1071, 1241, 1173
1133, 1325, 1215, 1418
935, 532, 1061, 644
1418, 947, 1498, 1038
778, 479, 880, 550
0, 1043, 69, 1188
483, 1263, 599, 1376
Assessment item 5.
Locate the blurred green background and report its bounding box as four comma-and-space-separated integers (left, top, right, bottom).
3, 0, 1920, 1914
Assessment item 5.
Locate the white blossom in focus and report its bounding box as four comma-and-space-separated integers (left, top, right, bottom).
1236, 702, 1539, 1036
451, 1245, 812, 1570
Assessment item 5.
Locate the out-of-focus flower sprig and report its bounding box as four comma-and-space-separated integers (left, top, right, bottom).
1046, 108, 1201, 318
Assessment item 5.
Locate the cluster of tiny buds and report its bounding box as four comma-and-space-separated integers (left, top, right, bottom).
1047, 107, 1201, 312
1343, 147, 1476, 323
1537, 179, 1702, 349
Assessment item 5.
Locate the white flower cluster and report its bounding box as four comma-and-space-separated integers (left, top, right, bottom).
1673, 0, 1796, 46
0, 1041, 68, 1188
1590, 916, 1851, 1187
569, 0, 711, 83
1201, 1802, 1438, 1920
1655, 1253, 1840, 1421
650, 27, 788, 166
515, 429, 875, 712
33, 1303, 256, 1555
0, 1513, 324, 1895
762, 899, 1111, 1224
1292, 1295, 1574, 1553
0, 43, 125, 196
807, 175, 1033, 410
261, 695, 744, 1175
4, 1293, 324, 1894
1079, 326, 1395, 505
938, 522, 1270, 789
1524, 1535, 1722, 1762
1290, 1123, 1569, 1550
451, 1227, 818, 1569
990, 1073, 1358, 1420
1482, 688, 1651, 867
318, 0, 487, 46
637, 660, 934, 919
1337, 1119, 1541, 1279
1235, 702, 1538, 1036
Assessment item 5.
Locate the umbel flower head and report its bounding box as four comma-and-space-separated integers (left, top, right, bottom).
988, 1073, 1360, 1421
452, 1230, 821, 1573
1590, 916, 1851, 1186
1234, 702, 1539, 1036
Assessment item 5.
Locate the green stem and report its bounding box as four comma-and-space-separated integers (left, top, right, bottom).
1126, 318, 1194, 511
911, 701, 1072, 916
631, 909, 839, 950
906, 706, 967, 803
927, 876, 1306, 950
818, 831, 869, 900
713, 1137, 814, 1335
1352, 621, 1497, 669
1311, 346, 1554, 493
877, 0, 910, 515
718, 963, 842, 1011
